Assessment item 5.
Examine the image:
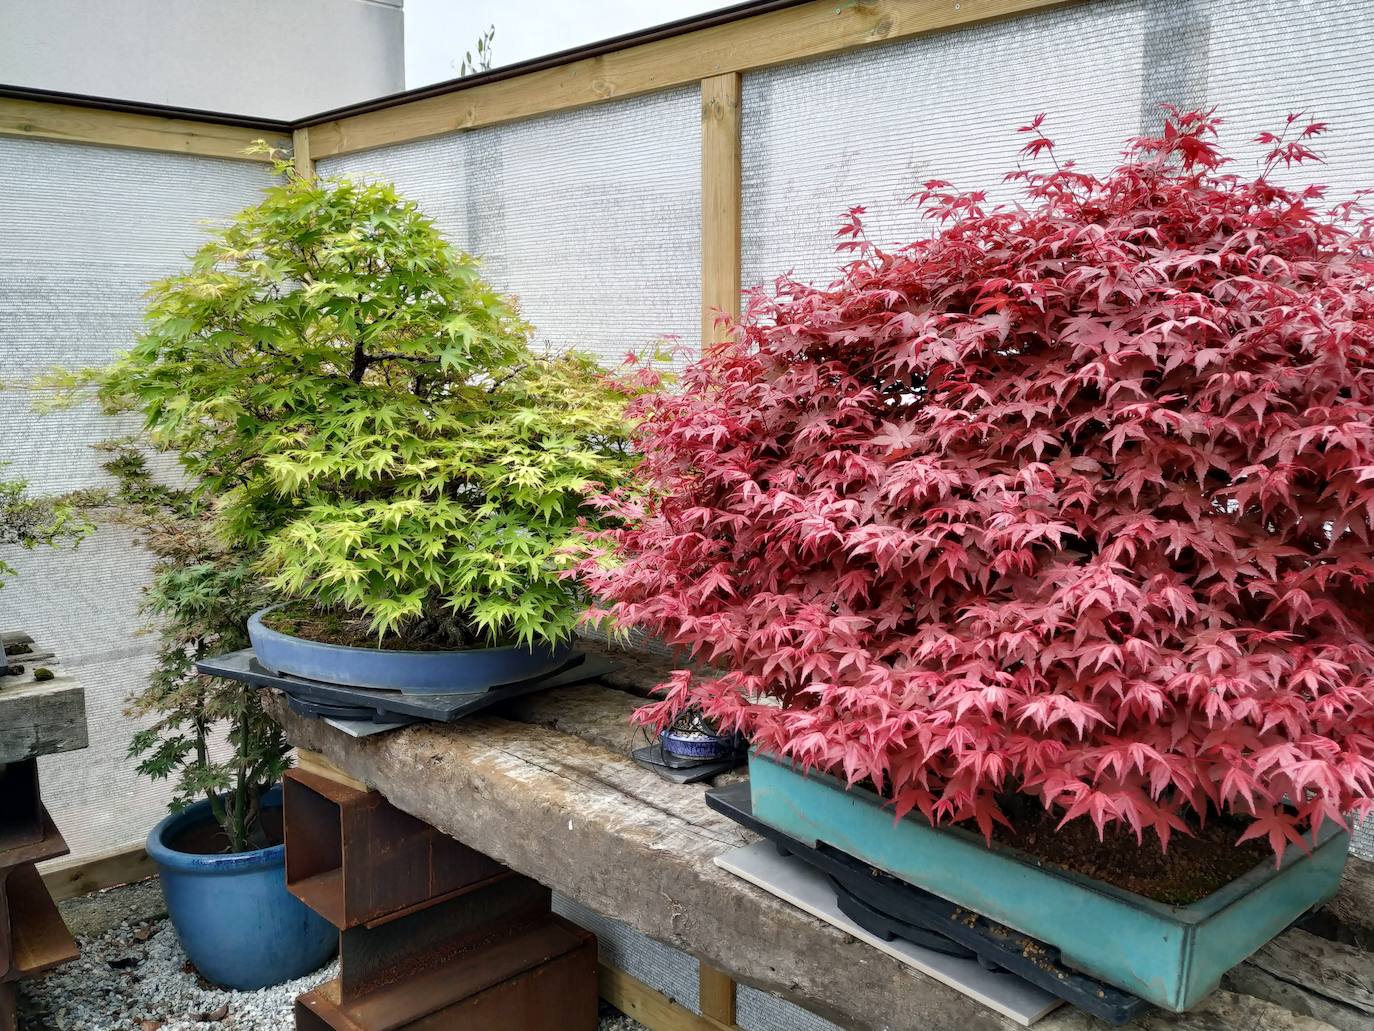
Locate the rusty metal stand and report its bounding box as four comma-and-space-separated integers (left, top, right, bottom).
285, 766, 598, 1030
0, 763, 80, 1031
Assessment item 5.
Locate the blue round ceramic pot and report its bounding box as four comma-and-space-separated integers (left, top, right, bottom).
660, 728, 742, 760
247, 606, 573, 694
146, 785, 335, 990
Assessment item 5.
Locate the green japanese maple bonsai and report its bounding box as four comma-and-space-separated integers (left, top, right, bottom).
96, 156, 650, 652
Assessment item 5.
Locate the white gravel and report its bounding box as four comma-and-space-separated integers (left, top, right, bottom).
18, 914, 337, 1031
18, 880, 644, 1030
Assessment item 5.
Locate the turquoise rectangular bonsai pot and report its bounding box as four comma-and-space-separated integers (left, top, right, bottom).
747, 750, 1350, 1011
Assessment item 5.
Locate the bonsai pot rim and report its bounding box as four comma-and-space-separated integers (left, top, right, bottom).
247, 604, 574, 694
146, 800, 284, 876
250, 603, 559, 658
749, 750, 1347, 922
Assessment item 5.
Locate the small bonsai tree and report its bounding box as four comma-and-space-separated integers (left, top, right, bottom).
97, 158, 649, 649
577, 110, 1374, 857
93, 441, 287, 852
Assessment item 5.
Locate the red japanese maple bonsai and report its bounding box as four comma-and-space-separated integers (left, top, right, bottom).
576, 109, 1374, 856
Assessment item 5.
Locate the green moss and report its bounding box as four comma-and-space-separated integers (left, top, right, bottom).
32, 667, 54, 681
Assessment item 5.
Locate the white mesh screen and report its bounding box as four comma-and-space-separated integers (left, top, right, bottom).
317, 86, 702, 367
741, 1, 1148, 289
0, 137, 270, 863
743, 0, 1374, 290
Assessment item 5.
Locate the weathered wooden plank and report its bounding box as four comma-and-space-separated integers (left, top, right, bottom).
1224, 963, 1374, 1031
306, 0, 1083, 159
0, 97, 284, 161
0, 676, 87, 765
1326, 857, 1374, 946
576, 639, 683, 698
499, 683, 648, 757
1249, 929, 1374, 1016
1047, 991, 1340, 1030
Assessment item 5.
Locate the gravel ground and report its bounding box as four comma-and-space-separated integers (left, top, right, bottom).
18, 879, 644, 1030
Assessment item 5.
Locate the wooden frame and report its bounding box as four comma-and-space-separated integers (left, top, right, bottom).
700, 72, 743, 348
599, 963, 736, 1031
0, 97, 284, 162
303, 0, 1079, 159
40, 842, 155, 903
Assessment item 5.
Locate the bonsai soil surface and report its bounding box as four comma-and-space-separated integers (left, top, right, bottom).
989, 802, 1271, 906
262, 602, 506, 652
168, 808, 285, 856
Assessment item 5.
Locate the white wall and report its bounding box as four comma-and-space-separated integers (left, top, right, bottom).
0, 0, 404, 119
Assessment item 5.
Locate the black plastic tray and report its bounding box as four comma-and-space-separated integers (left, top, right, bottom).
706, 780, 1149, 1026
197, 648, 616, 723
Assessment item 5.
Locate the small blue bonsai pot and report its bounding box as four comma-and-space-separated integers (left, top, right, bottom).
146, 785, 336, 990
660, 728, 741, 759
248, 606, 573, 694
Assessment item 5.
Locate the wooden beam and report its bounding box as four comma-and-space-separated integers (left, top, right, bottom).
40, 842, 155, 903
700, 73, 743, 349
306, 0, 1082, 158
292, 126, 315, 179
0, 97, 285, 162
295, 747, 370, 793
599, 963, 735, 1031
697, 961, 738, 1025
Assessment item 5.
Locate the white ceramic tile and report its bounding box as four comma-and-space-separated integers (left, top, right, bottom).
715, 842, 1062, 1027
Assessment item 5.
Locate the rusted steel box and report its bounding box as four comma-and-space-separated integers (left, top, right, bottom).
0, 761, 43, 854
295, 915, 597, 1030
284, 768, 506, 929
1, 863, 78, 983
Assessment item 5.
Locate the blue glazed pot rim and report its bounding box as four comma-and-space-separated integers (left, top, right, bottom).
749, 749, 1350, 920
250, 605, 559, 658
146, 785, 285, 875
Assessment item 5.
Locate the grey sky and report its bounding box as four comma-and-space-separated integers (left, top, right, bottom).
405, 0, 732, 87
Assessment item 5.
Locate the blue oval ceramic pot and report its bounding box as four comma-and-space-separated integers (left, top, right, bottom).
146, 786, 336, 990
661, 728, 741, 759
248, 606, 573, 694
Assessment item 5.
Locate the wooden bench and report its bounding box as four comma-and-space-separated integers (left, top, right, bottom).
266, 644, 1374, 1031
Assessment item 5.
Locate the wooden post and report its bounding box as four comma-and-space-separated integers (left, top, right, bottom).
700, 72, 742, 349
697, 960, 738, 1025
292, 126, 315, 179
